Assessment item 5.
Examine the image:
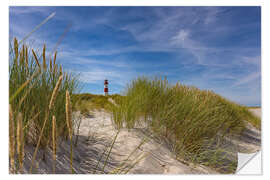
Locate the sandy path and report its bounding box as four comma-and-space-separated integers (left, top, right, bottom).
73, 108, 261, 174
75, 110, 216, 174
224, 108, 261, 155
249, 108, 261, 118
17, 108, 261, 174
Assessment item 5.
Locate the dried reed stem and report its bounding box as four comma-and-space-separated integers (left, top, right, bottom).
49, 75, 63, 110
30, 75, 63, 173
9, 68, 40, 103
14, 38, 19, 62
25, 46, 28, 68
22, 45, 25, 61
9, 104, 15, 173
53, 51, 57, 66
65, 91, 72, 139
52, 115, 57, 174
32, 49, 41, 69
49, 58, 52, 73
16, 112, 24, 173
30, 113, 49, 173
60, 65, 63, 75
65, 90, 73, 173
43, 45, 46, 69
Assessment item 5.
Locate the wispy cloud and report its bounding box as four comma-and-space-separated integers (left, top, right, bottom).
232, 72, 261, 87
9, 6, 261, 105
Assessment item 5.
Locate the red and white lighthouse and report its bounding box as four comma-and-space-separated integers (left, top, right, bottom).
104, 79, 109, 96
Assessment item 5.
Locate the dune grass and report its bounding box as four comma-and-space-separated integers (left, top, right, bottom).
74, 93, 122, 115
9, 38, 79, 173
109, 76, 260, 173
9, 38, 145, 174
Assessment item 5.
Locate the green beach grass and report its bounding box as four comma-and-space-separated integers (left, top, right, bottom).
107, 76, 260, 172
9, 38, 144, 174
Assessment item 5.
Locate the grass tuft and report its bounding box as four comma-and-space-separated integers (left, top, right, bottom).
9, 37, 79, 173
109, 76, 260, 172
65, 90, 73, 173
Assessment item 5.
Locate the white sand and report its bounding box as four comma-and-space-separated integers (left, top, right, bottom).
249, 108, 261, 118
16, 108, 261, 174
74, 110, 216, 174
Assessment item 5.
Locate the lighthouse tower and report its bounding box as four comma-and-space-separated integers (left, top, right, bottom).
104, 79, 109, 96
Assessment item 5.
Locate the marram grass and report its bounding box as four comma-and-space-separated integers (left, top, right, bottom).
9, 37, 79, 173
52, 115, 57, 174
65, 90, 73, 173
9, 36, 145, 174
109, 76, 260, 173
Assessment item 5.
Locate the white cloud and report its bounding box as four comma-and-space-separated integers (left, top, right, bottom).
232, 72, 261, 87
170, 29, 209, 64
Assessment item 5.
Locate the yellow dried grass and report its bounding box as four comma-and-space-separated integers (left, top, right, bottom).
16, 112, 24, 173
49, 75, 63, 110
65, 90, 73, 173
9, 104, 15, 173
32, 49, 41, 69
43, 45, 46, 69
30, 75, 64, 173
52, 115, 57, 173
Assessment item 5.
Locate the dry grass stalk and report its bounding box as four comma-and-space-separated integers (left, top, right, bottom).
53, 51, 57, 66
21, 45, 25, 66
49, 58, 52, 73
22, 45, 25, 60
60, 65, 63, 75
16, 112, 24, 173
25, 46, 28, 68
65, 90, 73, 173
54, 64, 58, 75
32, 49, 41, 69
21, 135, 25, 172
19, 49, 24, 67
52, 115, 57, 173
43, 45, 46, 69
18, 80, 38, 109
9, 105, 15, 173
30, 112, 49, 173
30, 112, 49, 172
49, 75, 63, 110
65, 91, 72, 139
14, 38, 19, 61
9, 68, 41, 103
30, 75, 63, 173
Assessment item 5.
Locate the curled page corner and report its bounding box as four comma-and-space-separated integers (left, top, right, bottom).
236, 151, 261, 174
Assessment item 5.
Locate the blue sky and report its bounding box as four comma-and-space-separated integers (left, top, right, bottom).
9, 6, 261, 106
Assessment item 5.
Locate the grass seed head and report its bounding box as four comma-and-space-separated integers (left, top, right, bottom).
53, 51, 57, 66
43, 45, 46, 69
49, 58, 52, 73
49, 75, 63, 110
25, 46, 28, 69
65, 90, 72, 139
9, 104, 15, 173
32, 49, 41, 69
14, 38, 19, 61
16, 112, 24, 173
52, 115, 57, 173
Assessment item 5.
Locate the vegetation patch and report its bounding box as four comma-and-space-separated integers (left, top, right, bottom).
74, 93, 122, 115
109, 76, 260, 173
9, 38, 79, 173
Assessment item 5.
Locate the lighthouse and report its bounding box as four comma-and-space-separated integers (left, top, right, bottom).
104, 79, 109, 96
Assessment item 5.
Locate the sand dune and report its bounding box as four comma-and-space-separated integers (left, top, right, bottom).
249, 108, 261, 118
18, 109, 261, 174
